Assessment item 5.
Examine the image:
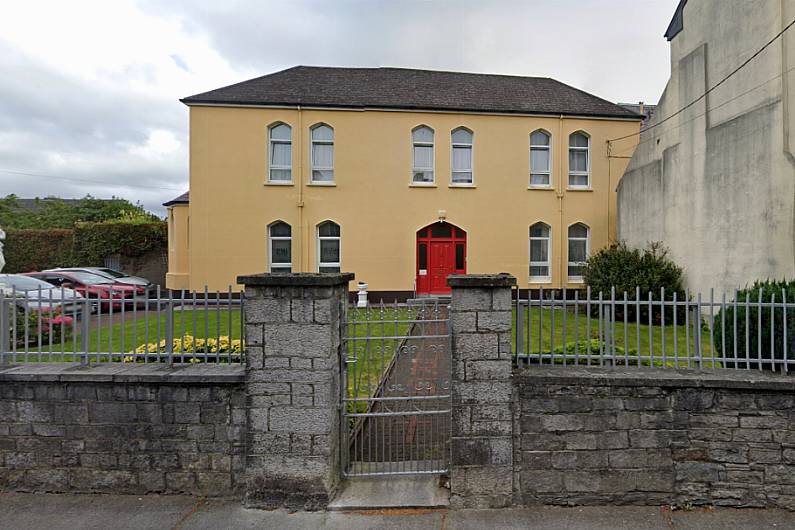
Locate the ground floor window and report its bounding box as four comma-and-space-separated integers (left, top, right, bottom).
529, 222, 551, 282
317, 221, 341, 272
269, 221, 292, 272
567, 223, 589, 281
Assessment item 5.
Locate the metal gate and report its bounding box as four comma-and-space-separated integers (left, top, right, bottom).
341, 301, 451, 477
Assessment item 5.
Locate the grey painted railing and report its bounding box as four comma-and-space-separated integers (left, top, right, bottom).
515, 286, 794, 372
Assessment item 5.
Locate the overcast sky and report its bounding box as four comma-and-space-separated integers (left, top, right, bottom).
0, 0, 679, 216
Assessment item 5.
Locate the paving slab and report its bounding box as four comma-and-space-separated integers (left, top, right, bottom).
0, 492, 197, 530
328, 476, 449, 510
2, 493, 795, 529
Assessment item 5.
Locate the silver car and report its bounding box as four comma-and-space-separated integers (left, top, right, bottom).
0, 274, 88, 317
47, 267, 151, 289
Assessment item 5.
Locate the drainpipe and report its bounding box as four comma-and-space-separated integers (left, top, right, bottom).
297, 105, 305, 271
557, 114, 565, 290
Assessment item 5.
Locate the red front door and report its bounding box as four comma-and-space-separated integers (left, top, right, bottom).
416, 222, 466, 295
430, 241, 455, 293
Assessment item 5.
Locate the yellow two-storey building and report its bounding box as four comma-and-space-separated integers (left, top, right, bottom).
166, 66, 641, 297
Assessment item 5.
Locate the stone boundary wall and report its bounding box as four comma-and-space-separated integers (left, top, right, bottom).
516, 367, 795, 510
0, 364, 245, 496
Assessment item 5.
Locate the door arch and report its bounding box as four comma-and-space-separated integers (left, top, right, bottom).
416, 222, 466, 295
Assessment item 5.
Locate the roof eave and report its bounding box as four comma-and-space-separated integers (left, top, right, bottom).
180, 99, 641, 121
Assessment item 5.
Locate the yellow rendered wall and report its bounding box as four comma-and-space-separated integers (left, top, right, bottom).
165, 204, 190, 290
173, 106, 639, 292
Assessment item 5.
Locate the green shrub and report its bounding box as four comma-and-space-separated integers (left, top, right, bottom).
583, 242, 685, 323
2, 220, 166, 273
73, 220, 166, 265
714, 279, 795, 370
3, 229, 75, 272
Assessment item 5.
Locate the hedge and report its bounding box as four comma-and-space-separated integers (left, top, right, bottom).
3, 229, 75, 272
2, 220, 166, 273
73, 220, 167, 266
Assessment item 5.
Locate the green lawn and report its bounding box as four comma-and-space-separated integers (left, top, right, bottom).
514, 305, 716, 367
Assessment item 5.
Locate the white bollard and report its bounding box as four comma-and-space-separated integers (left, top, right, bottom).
356, 282, 368, 308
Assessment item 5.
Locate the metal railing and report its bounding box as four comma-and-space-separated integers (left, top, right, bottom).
514, 286, 795, 373
0, 286, 245, 365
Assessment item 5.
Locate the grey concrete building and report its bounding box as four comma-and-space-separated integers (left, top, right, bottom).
617, 0, 795, 295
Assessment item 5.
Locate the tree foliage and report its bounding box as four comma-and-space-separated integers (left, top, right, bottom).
0, 194, 158, 229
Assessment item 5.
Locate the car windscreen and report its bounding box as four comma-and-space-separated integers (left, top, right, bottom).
67, 272, 114, 285
97, 268, 127, 278
0, 275, 55, 291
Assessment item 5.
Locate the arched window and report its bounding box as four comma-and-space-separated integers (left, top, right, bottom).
530, 130, 551, 188
268, 123, 292, 182
567, 223, 590, 281
412, 126, 434, 184
268, 221, 292, 272
568, 132, 590, 188
317, 221, 341, 272
311, 124, 334, 183
451, 127, 473, 185
529, 222, 551, 282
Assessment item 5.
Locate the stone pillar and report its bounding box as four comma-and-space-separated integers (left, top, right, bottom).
447, 273, 516, 508
237, 272, 353, 511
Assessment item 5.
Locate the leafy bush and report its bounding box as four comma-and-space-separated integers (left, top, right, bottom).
583, 242, 685, 323
4, 229, 75, 272
3, 219, 166, 273
714, 279, 795, 370
6, 304, 73, 348
73, 220, 166, 265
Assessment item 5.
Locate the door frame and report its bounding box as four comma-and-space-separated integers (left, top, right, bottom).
415, 222, 467, 295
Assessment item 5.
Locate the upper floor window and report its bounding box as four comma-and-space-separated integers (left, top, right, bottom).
529, 222, 551, 282
568, 132, 590, 188
530, 130, 551, 188
317, 221, 341, 273
567, 223, 589, 281
412, 126, 434, 184
268, 221, 292, 272
269, 123, 292, 183
311, 124, 334, 183
451, 127, 473, 185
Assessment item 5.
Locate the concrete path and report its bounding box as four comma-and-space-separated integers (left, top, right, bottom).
2, 494, 795, 529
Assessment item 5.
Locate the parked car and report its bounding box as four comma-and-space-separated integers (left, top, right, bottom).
46, 267, 152, 289
0, 274, 86, 318
25, 271, 141, 311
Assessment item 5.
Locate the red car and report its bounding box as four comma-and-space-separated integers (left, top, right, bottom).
25, 270, 143, 311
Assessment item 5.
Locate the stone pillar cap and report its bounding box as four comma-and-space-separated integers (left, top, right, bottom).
448, 273, 516, 287
237, 272, 355, 287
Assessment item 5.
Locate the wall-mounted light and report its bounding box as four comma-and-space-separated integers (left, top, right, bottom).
438, 210, 447, 222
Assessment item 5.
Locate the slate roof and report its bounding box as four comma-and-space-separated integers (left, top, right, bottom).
182, 66, 641, 120
163, 191, 189, 206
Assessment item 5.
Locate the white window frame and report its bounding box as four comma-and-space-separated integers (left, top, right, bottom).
268, 123, 293, 184
268, 222, 292, 272
567, 223, 590, 282
310, 124, 334, 184
450, 127, 474, 186
317, 221, 341, 273
568, 132, 590, 189
411, 126, 435, 185
529, 223, 551, 283
529, 130, 552, 188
